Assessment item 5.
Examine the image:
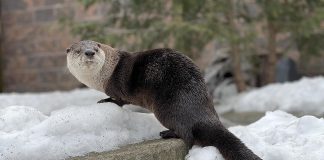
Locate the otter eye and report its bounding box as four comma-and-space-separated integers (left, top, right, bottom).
66, 48, 71, 53
94, 48, 99, 52
76, 49, 81, 54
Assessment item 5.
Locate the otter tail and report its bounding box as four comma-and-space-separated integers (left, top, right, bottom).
192, 122, 262, 160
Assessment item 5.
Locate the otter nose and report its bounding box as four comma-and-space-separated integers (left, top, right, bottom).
85, 50, 95, 57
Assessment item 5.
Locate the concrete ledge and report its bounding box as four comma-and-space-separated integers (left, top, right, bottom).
222, 111, 265, 125
69, 139, 188, 160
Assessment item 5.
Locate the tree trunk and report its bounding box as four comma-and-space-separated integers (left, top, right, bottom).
226, 0, 247, 92
230, 43, 247, 92
265, 22, 277, 84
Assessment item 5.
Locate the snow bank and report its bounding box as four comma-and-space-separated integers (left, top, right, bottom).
219, 77, 324, 116
0, 89, 164, 160
186, 111, 324, 160
1, 88, 324, 160
0, 89, 107, 115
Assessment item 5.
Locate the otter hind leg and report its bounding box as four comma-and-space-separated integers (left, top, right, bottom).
160, 129, 194, 148
160, 130, 180, 139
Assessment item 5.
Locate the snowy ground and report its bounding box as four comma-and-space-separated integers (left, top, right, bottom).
1, 83, 324, 160
218, 77, 324, 116
187, 111, 324, 160
0, 89, 165, 160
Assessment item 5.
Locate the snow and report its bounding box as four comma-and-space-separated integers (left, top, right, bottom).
1, 78, 324, 160
0, 89, 164, 160
218, 77, 324, 116
0, 89, 107, 115
186, 111, 324, 160
186, 146, 224, 160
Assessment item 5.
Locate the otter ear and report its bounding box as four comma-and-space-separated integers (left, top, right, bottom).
66, 48, 71, 53
97, 43, 101, 48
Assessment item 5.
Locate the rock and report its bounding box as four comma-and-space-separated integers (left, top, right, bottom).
68, 139, 188, 160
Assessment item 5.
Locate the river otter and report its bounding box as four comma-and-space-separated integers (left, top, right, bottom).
66, 40, 261, 160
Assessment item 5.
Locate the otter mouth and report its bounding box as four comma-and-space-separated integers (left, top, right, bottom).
83, 59, 95, 65
85, 60, 94, 64
84, 59, 94, 63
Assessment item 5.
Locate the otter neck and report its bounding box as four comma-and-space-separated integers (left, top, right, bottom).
78, 71, 106, 92
103, 51, 133, 97
92, 48, 122, 92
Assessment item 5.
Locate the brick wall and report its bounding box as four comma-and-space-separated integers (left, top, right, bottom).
1, 0, 105, 92
1, 0, 323, 92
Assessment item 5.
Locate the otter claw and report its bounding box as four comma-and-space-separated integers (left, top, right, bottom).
97, 98, 128, 107
160, 130, 180, 139
97, 98, 113, 104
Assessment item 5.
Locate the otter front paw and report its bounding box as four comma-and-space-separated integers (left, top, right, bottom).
160, 130, 180, 139
97, 98, 128, 107
97, 98, 114, 104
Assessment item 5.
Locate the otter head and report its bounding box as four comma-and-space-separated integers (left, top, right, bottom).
66, 40, 118, 92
